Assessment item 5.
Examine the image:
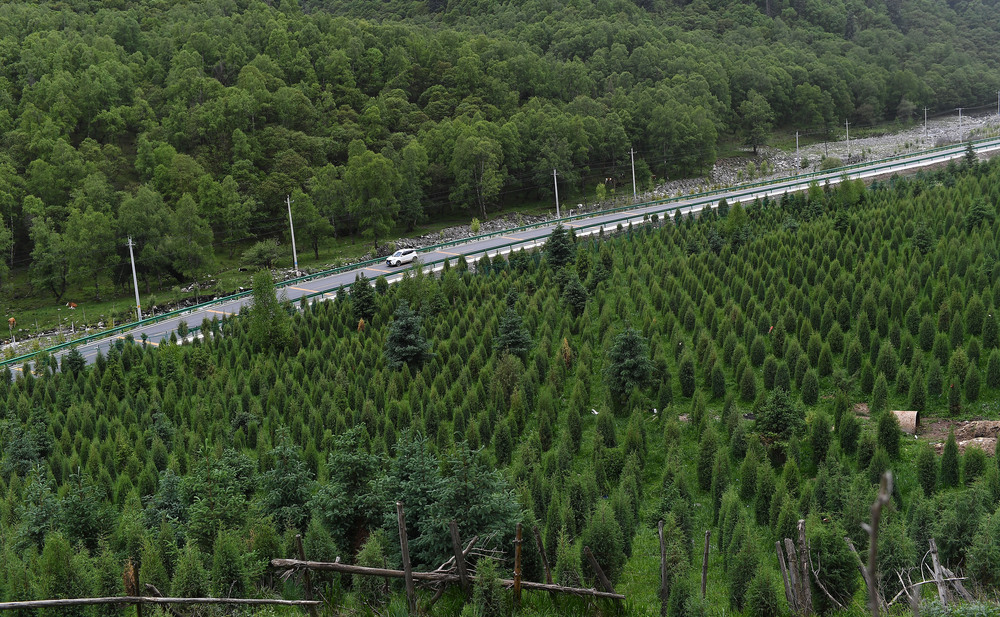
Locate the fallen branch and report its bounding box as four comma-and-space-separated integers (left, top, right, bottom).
0, 597, 321, 610
270, 558, 625, 600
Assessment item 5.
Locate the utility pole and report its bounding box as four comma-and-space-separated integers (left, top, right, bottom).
286, 194, 299, 276
958, 107, 963, 141
924, 107, 928, 139
126, 237, 142, 321
845, 120, 850, 160
552, 168, 560, 218
795, 131, 799, 168
630, 148, 637, 201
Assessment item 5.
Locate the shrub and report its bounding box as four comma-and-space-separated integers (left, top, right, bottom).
472, 557, 508, 617
877, 411, 901, 460
355, 530, 389, 603
917, 444, 937, 496
740, 366, 757, 402
744, 570, 782, 617
697, 430, 718, 493
941, 431, 960, 489
580, 502, 625, 584
807, 515, 857, 613
987, 350, 1000, 390
801, 369, 819, 405
967, 505, 1000, 587
679, 353, 696, 398
755, 388, 804, 440
838, 411, 860, 455
728, 539, 759, 611
871, 373, 888, 416
470, 217, 481, 234
964, 447, 988, 486
811, 412, 832, 466
966, 364, 981, 402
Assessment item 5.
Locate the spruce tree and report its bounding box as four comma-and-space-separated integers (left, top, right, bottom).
545, 223, 574, 269
562, 273, 588, 317
604, 327, 653, 414
494, 308, 531, 359
385, 302, 431, 369
351, 272, 376, 323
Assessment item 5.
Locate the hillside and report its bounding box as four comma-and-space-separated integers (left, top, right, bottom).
2, 0, 1000, 321
1, 156, 999, 613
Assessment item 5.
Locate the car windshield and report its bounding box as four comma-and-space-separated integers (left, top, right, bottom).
393, 250, 403, 256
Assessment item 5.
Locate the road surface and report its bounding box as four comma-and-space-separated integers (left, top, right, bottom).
7, 137, 1000, 372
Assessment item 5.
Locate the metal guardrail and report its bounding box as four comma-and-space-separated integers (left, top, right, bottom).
4, 136, 998, 370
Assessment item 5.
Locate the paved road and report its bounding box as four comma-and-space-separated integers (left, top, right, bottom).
10, 137, 1000, 372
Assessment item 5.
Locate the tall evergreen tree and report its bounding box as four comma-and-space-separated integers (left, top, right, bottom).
494, 307, 532, 359
605, 327, 653, 414
941, 431, 960, 489
545, 223, 574, 269
385, 302, 431, 369
351, 272, 376, 323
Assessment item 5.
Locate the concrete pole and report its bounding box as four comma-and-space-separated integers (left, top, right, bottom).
127, 237, 142, 321
552, 168, 560, 218
846, 120, 850, 160
630, 148, 637, 201
286, 195, 299, 276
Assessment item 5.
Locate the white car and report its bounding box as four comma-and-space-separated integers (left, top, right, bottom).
386, 248, 418, 267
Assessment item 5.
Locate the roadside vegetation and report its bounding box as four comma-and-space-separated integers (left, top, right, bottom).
1, 156, 1000, 614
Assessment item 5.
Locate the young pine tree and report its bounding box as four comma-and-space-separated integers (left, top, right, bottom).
385, 302, 431, 369
941, 431, 960, 489
916, 444, 937, 496
877, 411, 902, 460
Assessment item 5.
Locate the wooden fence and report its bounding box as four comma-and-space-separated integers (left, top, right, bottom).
271, 502, 626, 613
0, 501, 628, 614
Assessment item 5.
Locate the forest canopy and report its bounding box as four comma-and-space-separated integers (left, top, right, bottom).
1, 0, 999, 299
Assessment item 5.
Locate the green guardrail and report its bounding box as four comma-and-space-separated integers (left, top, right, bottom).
5, 135, 998, 370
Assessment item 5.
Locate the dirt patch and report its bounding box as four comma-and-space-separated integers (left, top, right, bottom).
954, 421, 1000, 441
853, 402, 870, 417
932, 437, 997, 456
922, 420, 1000, 442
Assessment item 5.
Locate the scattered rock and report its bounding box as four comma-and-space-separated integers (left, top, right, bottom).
953, 421, 1000, 441
933, 437, 997, 456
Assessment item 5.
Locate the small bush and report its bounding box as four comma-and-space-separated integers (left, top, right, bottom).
820, 156, 843, 171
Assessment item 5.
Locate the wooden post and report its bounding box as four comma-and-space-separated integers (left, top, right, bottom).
584, 546, 615, 594
296, 534, 320, 617
845, 537, 877, 611
397, 502, 416, 614
450, 521, 471, 596
776, 541, 796, 612
701, 530, 710, 599
532, 526, 552, 585
514, 523, 523, 609
658, 520, 668, 617
797, 520, 813, 615
783, 538, 801, 614
929, 538, 948, 606
866, 472, 892, 617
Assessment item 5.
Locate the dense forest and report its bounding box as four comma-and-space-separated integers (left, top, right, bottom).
1, 0, 1000, 306
1, 155, 1000, 614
